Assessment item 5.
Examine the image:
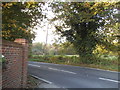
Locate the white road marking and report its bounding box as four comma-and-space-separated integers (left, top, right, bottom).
31, 62, 39, 64
29, 61, 119, 73
28, 64, 40, 67
30, 74, 52, 84
48, 67, 76, 74
78, 66, 119, 73
99, 77, 120, 83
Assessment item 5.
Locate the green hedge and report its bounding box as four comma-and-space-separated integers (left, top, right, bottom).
29, 55, 118, 66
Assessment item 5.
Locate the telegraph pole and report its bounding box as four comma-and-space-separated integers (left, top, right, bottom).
43, 29, 48, 55
45, 29, 48, 55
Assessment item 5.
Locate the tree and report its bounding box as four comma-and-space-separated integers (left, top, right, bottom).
32, 42, 56, 55
32, 42, 44, 55
51, 2, 119, 63
2, 2, 44, 43
54, 42, 77, 55
93, 2, 120, 57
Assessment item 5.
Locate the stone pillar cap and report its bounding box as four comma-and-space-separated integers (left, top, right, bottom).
14, 38, 28, 45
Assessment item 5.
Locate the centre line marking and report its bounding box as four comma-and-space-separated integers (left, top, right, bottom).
28, 64, 40, 67
99, 77, 120, 83
48, 67, 76, 74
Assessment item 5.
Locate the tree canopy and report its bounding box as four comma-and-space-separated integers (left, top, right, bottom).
2, 2, 44, 42
50, 2, 120, 63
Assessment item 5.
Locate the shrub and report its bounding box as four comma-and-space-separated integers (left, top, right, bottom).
30, 55, 118, 66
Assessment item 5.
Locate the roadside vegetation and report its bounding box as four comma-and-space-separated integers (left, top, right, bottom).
30, 38, 119, 71
29, 54, 119, 71
2, 2, 119, 72
30, 2, 119, 72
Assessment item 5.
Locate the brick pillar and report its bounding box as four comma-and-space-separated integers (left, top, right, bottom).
14, 38, 28, 88
0, 38, 2, 89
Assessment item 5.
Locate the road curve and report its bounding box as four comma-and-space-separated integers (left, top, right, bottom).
28, 61, 120, 89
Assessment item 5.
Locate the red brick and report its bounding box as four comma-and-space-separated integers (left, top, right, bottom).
2, 39, 28, 88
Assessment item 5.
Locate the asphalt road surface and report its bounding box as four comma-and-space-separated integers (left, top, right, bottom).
28, 61, 120, 89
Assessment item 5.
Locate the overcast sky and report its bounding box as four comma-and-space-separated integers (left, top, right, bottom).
32, 22, 57, 44
32, 3, 57, 44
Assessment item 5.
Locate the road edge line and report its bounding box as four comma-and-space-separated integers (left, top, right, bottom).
30, 74, 52, 84
99, 77, 120, 83
29, 61, 119, 73
28, 64, 40, 67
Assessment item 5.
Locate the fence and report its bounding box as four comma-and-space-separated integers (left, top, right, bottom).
2, 39, 28, 88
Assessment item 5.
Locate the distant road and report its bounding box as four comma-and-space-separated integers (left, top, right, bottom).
28, 61, 119, 89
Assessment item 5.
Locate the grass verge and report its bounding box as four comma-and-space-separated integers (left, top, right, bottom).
29, 55, 119, 72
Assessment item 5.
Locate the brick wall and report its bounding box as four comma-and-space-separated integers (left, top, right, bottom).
2, 39, 28, 88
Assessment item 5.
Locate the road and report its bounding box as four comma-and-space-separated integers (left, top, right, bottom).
28, 61, 119, 89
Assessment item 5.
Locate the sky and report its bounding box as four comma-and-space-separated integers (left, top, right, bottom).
32, 3, 57, 44
32, 19, 66, 44
32, 21, 57, 44
33, 3, 62, 44
32, 3, 67, 44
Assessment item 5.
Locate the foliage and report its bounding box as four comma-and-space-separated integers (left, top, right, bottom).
29, 55, 119, 71
32, 42, 55, 55
93, 2, 120, 59
52, 42, 77, 55
93, 44, 118, 57
1, 55, 6, 63
32, 42, 77, 55
30, 55, 80, 64
2, 2, 44, 42
32, 42, 44, 55
50, 2, 119, 63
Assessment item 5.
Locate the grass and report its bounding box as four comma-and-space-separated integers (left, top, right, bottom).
29, 55, 119, 72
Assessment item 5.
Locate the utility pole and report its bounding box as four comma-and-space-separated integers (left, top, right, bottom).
45, 29, 48, 55
43, 29, 48, 55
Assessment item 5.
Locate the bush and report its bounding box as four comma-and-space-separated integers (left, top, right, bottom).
29, 55, 118, 66
29, 55, 80, 64
29, 55, 119, 71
